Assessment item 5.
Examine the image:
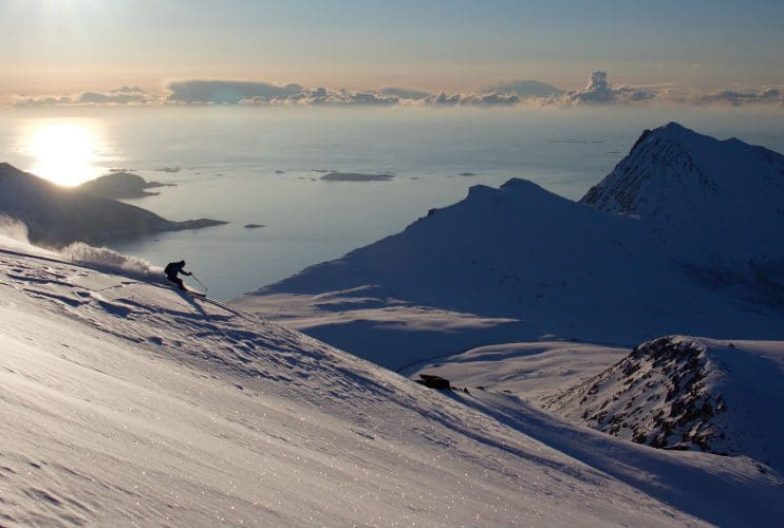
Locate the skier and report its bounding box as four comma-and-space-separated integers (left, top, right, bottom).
164, 260, 191, 290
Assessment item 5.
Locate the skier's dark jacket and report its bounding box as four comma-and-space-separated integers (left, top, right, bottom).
165, 261, 187, 279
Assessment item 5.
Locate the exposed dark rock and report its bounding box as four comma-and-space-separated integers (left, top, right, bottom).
415, 374, 452, 390
546, 337, 728, 454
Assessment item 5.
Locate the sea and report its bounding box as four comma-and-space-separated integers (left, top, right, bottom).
2, 105, 783, 300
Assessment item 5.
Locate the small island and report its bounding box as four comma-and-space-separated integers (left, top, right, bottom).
79, 172, 174, 199
244, 223, 265, 229
321, 172, 394, 182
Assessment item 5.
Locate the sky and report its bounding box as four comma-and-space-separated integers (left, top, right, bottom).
1, 0, 783, 104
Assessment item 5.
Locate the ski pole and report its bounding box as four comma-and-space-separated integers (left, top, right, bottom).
191, 274, 208, 293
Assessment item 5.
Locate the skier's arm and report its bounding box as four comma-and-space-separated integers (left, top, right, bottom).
183, 271, 192, 276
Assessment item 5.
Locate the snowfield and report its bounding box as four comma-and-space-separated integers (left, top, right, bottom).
0, 241, 736, 527
2, 241, 782, 526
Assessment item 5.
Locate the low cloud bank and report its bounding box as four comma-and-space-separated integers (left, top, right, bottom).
167, 80, 303, 104
15, 86, 156, 107
693, 88, 783, 106
240, 87, 401, 107
12, 72, 784, 109
380, 87, 431, 100
486, 80, 564, 98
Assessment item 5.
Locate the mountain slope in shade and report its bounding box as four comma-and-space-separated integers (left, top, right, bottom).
0, 163, 224, 246
544, 336, 784, 474
237, 124, 784, 368
256, 178, 672, 316
238, 150, 784, 367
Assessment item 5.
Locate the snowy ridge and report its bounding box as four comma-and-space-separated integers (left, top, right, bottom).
1, 241, 730, 527
545, 336, 784, 473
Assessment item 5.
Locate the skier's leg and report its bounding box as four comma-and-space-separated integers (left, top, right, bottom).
167, 275, 185, 290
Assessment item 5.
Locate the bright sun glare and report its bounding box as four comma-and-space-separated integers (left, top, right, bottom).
25, 122, 106, 187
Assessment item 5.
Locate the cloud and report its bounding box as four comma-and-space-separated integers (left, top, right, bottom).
562, 71, 662, 105
380, 87, 432, 100
248, 88, 401, 106
422, 91, 521, 107
167, 80, 304, 104
692, 88, 783, 107
13, 95, 73, 107
485, 80, 564, 98
14, 86, 156, 107
77, 86, 151, 105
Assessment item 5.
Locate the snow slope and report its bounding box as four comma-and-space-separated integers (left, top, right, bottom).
404, 341, 631, 403
0, 241, 741, 527
0, 163, 224, 246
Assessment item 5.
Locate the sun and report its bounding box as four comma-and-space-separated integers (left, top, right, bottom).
24, 121, 107, 187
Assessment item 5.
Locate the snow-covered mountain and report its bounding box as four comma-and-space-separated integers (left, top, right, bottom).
582, 122, 784, 258
582, 122, 784, 304
545, 336, 784, 474
1, 237, 783, 526
237, 124, 784, 367
0, 163, 224, 246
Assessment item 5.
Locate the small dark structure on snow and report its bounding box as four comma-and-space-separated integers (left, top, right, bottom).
415, 374, 452, 390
